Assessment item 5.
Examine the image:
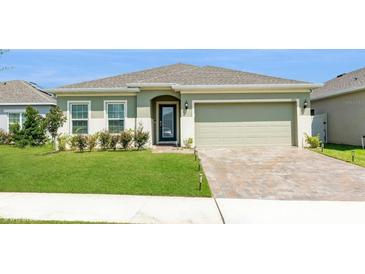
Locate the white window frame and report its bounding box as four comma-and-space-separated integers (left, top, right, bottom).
104, 100, 127, 133
67, 101, 91, 135
7, 112, 25, 132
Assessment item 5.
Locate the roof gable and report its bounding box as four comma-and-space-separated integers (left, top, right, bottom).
0, 80, 56, 105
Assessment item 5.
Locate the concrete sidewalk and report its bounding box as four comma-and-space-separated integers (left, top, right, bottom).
2, 192, 365, 224
217, 198, 365, 224
0, 193, 222, 224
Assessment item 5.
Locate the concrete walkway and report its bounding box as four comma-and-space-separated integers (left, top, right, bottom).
0, 193, 222, 224
217, 198, 365, 224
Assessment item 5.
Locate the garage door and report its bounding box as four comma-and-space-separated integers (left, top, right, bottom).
195, 102, 296, 146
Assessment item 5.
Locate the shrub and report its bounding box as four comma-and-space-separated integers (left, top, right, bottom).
120, 130, 133, 150
109, 135, 119, 150
69, 135, 78, 151
11, 106, 47, 147
57, 134, 69, 151
74, 134, 88, 152
0, 129, 11, 145
134, 124, 150, 150
183, 137, 193, 149
98, 131, 111, 150
87, 133, 99, 152
9, 123, 26, 147
305, 133, 320, 148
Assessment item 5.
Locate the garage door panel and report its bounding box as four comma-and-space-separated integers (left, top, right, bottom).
196, 125, 292, 137
195, 103, 295, 146
198, 136, 292, 146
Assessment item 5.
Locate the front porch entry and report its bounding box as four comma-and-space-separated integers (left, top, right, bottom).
151, 95, 180, 146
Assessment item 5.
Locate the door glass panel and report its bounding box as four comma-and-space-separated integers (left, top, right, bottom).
162, 106, 174, 138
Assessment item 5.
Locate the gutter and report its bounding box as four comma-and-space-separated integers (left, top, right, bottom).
311, 85, 365, 101
45, 87, 140, 94
0, 102, 56, 106
173, 83, 323, 91
45, 83, 323, 94
127, 83, 177, 88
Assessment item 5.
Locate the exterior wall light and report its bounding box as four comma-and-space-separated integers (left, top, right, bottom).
184, 100, 189, 110
303, 99, 308, 109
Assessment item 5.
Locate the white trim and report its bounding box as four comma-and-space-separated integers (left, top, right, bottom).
155, 101, 180, 145
104, 100, 127, 133
127, 83, 177, 88
56, 93, 137, 97
48, 87, 139, 94
67, 101, 91, 134
46, 83, 322, 95
174, 83, 322, 92
6, 112, 25, 132
191, 99, 301, 148
0, 103, 56, 106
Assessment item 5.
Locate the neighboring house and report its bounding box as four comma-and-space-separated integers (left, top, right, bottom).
0, 80, 56, 132
48, 63, 321, 148
311, 67, 365, 146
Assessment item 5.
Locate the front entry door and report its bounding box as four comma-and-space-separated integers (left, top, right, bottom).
159, 104, 177, 142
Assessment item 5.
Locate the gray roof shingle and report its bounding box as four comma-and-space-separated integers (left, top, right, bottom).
60, 63, 309, 88
311, 67, 365, 100
0, 80, 56, 105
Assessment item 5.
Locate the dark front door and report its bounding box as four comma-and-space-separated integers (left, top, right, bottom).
159, 104, 177, 142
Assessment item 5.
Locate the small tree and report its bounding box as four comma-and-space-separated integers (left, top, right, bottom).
23, 106, 47, 146
45, 106, 67, 149
11, 106, 47, 147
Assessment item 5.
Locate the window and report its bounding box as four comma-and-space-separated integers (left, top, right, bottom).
8, 113, 25, 130
70, 103, 89, 134
106, 102, 125, 133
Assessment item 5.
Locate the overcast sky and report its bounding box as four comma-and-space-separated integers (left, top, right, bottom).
1, 49, 365, 88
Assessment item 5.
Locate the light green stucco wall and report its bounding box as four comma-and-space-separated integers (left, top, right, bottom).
136, 90, 180, 118
181, 92, 310, 117
57, 96, 137, 118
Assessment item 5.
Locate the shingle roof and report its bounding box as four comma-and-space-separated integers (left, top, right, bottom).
61, 63, 309, 88
311, 67, 365, 100
0, 80, 56, 105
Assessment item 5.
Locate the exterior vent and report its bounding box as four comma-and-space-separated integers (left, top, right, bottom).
336, 73, 346, 78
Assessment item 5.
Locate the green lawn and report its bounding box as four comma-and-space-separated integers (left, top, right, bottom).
310, 143, 365, 168
0, 218, 114, 224
0, 145, 211, 197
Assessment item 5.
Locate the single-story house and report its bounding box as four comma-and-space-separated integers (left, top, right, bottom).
0, 80, 56, 132
311, 67, 365, 146
48, 63, 321, 148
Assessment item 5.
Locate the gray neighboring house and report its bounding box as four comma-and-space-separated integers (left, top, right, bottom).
0, 80, 56, 132
311, 67, 365, 146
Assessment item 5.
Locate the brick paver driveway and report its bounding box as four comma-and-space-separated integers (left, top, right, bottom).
198, 147, 365, 201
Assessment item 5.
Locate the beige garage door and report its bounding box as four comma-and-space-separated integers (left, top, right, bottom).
195, 102, 296, 146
